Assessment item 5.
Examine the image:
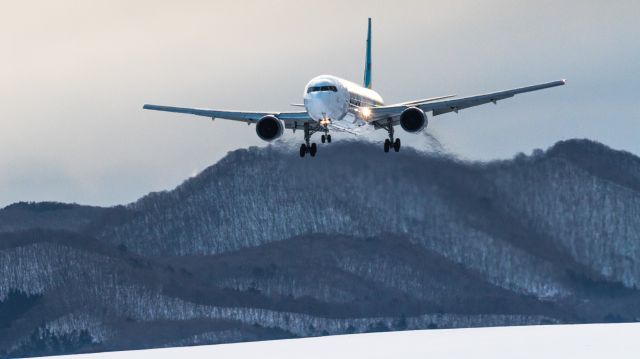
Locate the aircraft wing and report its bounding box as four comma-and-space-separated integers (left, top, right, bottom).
328, 122, 360, 135
369, 80, 566, 125
142, 104, 315, 130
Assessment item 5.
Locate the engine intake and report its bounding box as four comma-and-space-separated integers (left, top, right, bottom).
399, 107, 427, 133
256, 115, 284, 141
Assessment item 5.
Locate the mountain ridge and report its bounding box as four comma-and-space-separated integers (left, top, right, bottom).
1, 138, 639, 357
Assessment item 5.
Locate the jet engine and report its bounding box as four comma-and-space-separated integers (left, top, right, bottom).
256, 115, 284, 141
399, 107, 427, 133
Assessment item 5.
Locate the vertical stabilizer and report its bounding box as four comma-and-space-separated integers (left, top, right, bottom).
363, 18, 372, 89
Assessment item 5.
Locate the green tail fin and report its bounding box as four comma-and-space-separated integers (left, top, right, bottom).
363, 18, 372, 89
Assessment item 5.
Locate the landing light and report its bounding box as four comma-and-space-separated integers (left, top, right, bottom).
320, 118, 331, 126
360, 107, 372, 119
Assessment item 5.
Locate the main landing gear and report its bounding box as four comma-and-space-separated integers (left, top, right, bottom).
299, 123, 318, 158
382, 124, 401, 153
299, 143, 317, 157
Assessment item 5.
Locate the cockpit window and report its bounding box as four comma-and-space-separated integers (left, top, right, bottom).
307, 85, 338, 93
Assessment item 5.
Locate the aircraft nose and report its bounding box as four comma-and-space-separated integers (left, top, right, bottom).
319, 94, 337, 117
304, 86, 341, 121
307, 93, 329, 113
315, 91, 336, 106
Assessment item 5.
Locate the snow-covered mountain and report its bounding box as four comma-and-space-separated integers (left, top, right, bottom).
1, 139, 639, 357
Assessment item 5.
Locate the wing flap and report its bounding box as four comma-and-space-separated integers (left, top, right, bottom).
423, 80, 565, 116
393, 94, 457, 107
368, 79, 566, 124
328, 123, 360, 135
143, 104, 313, 124
429, 93, 514, 116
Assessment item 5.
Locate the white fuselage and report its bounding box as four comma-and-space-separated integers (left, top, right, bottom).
303, 75, 384, 131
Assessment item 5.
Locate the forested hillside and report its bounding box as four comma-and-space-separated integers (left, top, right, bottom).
1, 139, 639, 357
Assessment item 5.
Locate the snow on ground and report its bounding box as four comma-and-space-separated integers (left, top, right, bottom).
48, 323, 639, 359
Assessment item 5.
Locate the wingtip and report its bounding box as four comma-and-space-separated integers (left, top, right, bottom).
561, 79, 567, 85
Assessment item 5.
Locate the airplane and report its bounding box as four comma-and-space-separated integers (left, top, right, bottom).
144, 18, 565, 158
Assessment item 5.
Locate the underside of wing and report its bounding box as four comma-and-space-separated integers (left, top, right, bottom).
144, 104, 313, 122
328, 123, 360, 135
421, 80, 566, 116
391, 94, 457, 107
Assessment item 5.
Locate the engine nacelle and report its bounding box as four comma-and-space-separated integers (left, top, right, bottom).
399, 107, 427, 133
256, 115, 284, 141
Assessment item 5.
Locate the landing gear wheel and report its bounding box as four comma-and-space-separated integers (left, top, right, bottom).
393, 138, 401, 152
299, 144, 307, 158
327, 134, 332, 143
310, 143, 317, 157
321, 135, 326, 143
384, 139, 390, 153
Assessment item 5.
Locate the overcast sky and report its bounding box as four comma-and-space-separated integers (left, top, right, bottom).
1, 0, 639, 207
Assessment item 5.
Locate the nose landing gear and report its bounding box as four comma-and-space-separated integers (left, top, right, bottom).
320, 133, 332, 144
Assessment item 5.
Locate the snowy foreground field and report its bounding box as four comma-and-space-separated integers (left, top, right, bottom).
45, 323, 638, 359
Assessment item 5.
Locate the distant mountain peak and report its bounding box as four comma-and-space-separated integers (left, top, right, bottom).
544, 139, 640, 192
